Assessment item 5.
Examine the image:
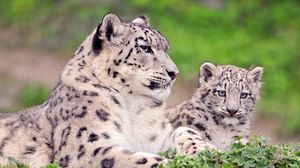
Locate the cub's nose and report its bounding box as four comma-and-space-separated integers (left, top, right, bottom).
166, 70, 178, 81
227, 108, 239, 116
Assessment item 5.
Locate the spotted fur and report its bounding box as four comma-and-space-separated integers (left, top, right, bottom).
167, 62, 263, 150
0, 13, 207, 167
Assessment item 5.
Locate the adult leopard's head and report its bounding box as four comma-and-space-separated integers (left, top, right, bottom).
63, 13, 178, 101
197, 62, 263, 118
89, 13, 178, 101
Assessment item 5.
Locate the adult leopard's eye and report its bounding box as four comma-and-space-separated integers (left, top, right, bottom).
240, 92, 248, 99
140, 45, 153, 54
217, 90, 226, 97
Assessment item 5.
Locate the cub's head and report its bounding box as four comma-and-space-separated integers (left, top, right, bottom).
198, 62, 263, 118
90, 13, 178, 101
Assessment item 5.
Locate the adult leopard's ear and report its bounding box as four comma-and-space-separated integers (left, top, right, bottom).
247, 66, 263, 84
131, 15, 150, 27
199, 62, 218, 83
93, 13, 125, 53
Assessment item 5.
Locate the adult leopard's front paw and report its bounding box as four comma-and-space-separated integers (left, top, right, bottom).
147, 157, 169, 168
133, 153, 169, 168
177, 140, 217, 156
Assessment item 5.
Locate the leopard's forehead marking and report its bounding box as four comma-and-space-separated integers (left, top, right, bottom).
127, 23, 169, 51
218, 65, 249, 90
220, 65, 247, 80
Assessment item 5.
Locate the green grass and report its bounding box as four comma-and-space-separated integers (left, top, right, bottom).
0, 0, 300, 134
161, 137, 300, 168
0, 160, 58, 168
0, 137, 298, 168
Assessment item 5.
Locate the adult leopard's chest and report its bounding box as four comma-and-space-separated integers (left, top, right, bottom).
129, 107, 173, 153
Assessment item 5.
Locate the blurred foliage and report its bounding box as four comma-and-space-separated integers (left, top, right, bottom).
0, 0, 300, 134
17, 84, 50, 109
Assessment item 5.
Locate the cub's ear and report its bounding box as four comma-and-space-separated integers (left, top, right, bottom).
247, 66, 263, 84
199, 62, 218, 83
131, 15, 150, 27
93, 13, 125, 53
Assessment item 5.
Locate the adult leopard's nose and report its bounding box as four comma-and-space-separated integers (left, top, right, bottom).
166, 70, 179, 81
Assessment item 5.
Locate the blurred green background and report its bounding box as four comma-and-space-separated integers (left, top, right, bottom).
0, 0, 299, 139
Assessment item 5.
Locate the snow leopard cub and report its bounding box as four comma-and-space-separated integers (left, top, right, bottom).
167, 62, 263, 150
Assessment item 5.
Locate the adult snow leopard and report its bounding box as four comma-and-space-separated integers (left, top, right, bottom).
0, 14, 213, 167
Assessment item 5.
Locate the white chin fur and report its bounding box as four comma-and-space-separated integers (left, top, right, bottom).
130, 77, 173, 100
154, 87, 171, 100
137, 84, 171, 101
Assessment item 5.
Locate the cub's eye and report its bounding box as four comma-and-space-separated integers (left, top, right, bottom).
140, 45, 153, 54
240, 92, 248, 99
217, 90, 226, 97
